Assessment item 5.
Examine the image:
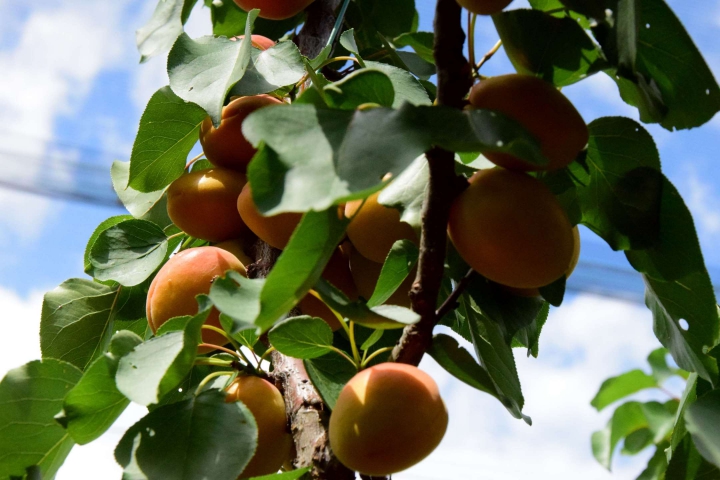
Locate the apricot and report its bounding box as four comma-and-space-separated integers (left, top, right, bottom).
225, 375, 293, 478
329, 363, 448, 476
167, 168, 249, 243
448, 168, 574, 289
233, 0, 315, 20
232, 34, 275, 50
349, 247, 413, 308
237, 184, 302, 250
199, 95, 283, 171
213, 238, 255, 277
469, 74, 588, 171
146, 246, 246, 350
345, 191, 418, 264
456, 0, 513, 15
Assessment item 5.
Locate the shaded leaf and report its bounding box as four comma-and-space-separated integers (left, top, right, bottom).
513, 301, 550, 358
685, 389, 720, 468
666, 432, 720, 479
111, 161, 171, 228
428, 334, 497, 398
364, 61, 430, 107
325, 69, 395, 110
393, 31, 434, 63
592, 401, 648, 470
84, 215, 133, 276
304, 354, 357, 410
211, 272, 265, 334
591, 369, 658, 411
647, 347, 674, 384
378, 154, 428, 229
136, 0, 198, 62
230, 41, 305, 97
268, 316, 334, 359
208, 0, 301, 39
367, 240, 418, 307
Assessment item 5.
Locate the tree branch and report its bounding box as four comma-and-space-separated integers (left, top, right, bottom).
391, 0, 472, 366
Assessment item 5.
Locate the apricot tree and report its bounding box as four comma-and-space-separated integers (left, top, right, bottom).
1, 0, 719, 479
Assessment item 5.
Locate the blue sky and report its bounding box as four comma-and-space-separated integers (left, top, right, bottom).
0, 0, 717, 478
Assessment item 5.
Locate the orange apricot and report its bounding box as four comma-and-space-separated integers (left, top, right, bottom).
469, 74, 588, 171
213, 238, 255, 276
225, 375, 293, 478
167, 168, 249, 243
232, 34, 276, 50
233, 0, 315, 20
237, 184, 302, 250
199, 95, 283, 171
345, 191, 417, 264
329, 363, 448, 476
456, 0, 513, 15
146, 246, 246, 351
448, 168, 574, 289
349, 247, 413, 308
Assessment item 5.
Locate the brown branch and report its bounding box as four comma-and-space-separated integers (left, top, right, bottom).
435, 269, 475, 320
391, 0, 472, 366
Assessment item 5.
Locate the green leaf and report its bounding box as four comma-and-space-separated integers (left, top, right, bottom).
244, 103, 545, 214
116, 301, 211, 405
610, 0, 720, 130
0, 359, 82, 479
268, 316, 334, 359
622, 428, 653, 455
88, 219, 168, 287
128, 86, 207, 192
637, 445, 669, 480
136, 0, 198, 62
685, 389, 720, 468
304, 354, 357, 410
40, 279, 119, 370
247, 469, 311, 480
367, 240, 418, 307
396, 51, 435, 81
325, 69, 395, 110
592, 401, 649, 470
111, 161, 171, 228
84, 215, 133, 276
494, 9, 606, 86
339, 29, 365, 66
393, 31, 434, 64
669, 374, 698, 460
230, 41, 306, 97
428, 334, 498, 398
115, 390, 257, 479
378, 154, 428, 229
538, 275, 566, 307
666, 432, 720, 479
151, 364, 214, 409
647, 347, 674, 384
513, 301, 550, 358
360, 329, 384, 351
364, 61, 430, 107
56, 331, 143, 444
167, 14, 258, 126
591, 370, 658, 411
211, 272, 265, 335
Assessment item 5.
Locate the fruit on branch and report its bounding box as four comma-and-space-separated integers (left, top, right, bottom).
167, 168, 249, 243
469, 74, 588, 171
448, 168, 574, 289
456, 0, 513, 15
345, 191, 417, 264
237, 183, 302, 250
225, 375, 293, 478
329, 363, 448, 476
213, 238, 255, 276
146, 246, 246, 351
298, 248, 358, 330
349, 247, 413, 308
199, 95, 283, 171
232, 34, 276, 50
233, 0, 315, 20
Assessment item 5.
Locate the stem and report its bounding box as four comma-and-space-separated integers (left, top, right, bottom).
329, 346, 360, 369
468, 12, 478, 77
167, 231, 184, 241
195, 370, 234, 396
361, 347, 395, 368
476, 39, 502, 72
348, 321, 361, 364
259, 346, 276, 365
198, 343, 244, 361
185, 152, 205, 171
435, 269, 475, 319
202, 324, 241, 351
659, 386, 680, 401
178, 235, 196, 251
195, 358, 234, 367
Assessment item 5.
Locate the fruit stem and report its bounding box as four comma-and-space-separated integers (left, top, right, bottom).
194, 370, 234, 396
178, 235, 197, 251
348, 321, 361, 364
360, 347, 394, 368
476, 39, 502, 72
195, 358, 234, 367
185, 152, 205, 171
202, 324, 241, 351
435, 268, 475, 319
468, 12, 478, 77
329, 346, 360, 369
258, 346, 276, 366
198, 343, 244, 361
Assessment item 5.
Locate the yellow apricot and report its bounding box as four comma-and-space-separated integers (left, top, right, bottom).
448, 168, 574, 289
349, 247, 413, 308
225, 375, 293, 478
469, 74, 588, 171
237, 184, 302, 250
345, 191, 417, 264
167, 168, 249, 243
146, 246, 246, 351
233, 0, 315, 20
199, 95, 283, 171
456, 0, 513, 15
329, 363, 448, 476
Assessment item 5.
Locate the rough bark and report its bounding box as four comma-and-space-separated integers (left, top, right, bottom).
391, 0, 472, 366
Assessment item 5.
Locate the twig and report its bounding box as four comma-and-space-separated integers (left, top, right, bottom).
476, 39, 502, 72
435, 269, 475, 320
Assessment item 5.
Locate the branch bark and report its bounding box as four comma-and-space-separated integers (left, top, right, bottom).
391, 0, 472, 366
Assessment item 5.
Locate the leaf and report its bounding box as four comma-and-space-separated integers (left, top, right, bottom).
591, 369, 658, 411
428, 334, 498, 398
84, 215, 134, 275
538, 275, 566, 307
393, 31, 434, 64
513, 301, 550, 358
396, 51, 435, 81
364, 61, 430, 107
111, 161, 171, 228
115, 390, 257, 480
647, 347, 674, 384
208, 0, 301, 39
0, 359, 82, 479
56, 331, 143, 445
494, 9, 606, 86
229, 41, 306, 97
685, 389, 720, 468
592, 401, 649, 470
610, 0, 720, 130
378, 154, 428, 229
360, 329, 384, 351
167, 13, 258, 126
339, 29, 365, 66
244, 103, 546, 214
669, 374, 698, 460
40, 279, 119, 370
247, 469, 310, 480
666, 432, 720, 479
128, 86, 207, 192
304, 354, 357, 410
88, 219, 168, 287
116, 301, 211, 406
211, 272, 265, 335
268, 316, 334, 359
367, 240, 418, 307
325, 69, 395, 110
637, 445, 669, 480
136, 0, 198, 63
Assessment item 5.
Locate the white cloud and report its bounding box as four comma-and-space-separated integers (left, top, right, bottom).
684, 166, 720, 241
0, 287, 43, 376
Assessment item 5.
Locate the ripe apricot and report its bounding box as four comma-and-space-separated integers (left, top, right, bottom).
469, 74, 588, 171
146, 247, 246, 350
199, 95, 283, 171
349, 247, 413, 308
345, 191, 417, 264
329, 363, 448, 476
232, 34, 275, 50
237, 184, 302, 250
448, 168, 574, 289
456, 0, 513, 15
213, 239, 255, 277
167, 168, 249, 243
233, 0, 315, 20
225, 375, 293, 478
